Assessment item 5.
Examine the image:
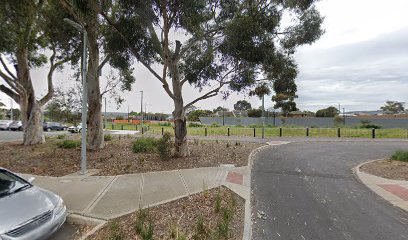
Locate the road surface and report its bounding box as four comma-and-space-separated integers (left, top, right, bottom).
252, 141, 408, 240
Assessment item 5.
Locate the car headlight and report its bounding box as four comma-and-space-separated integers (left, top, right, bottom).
54, 198, 65, 216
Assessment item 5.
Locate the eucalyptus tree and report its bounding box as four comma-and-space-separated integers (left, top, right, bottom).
101, 0, 324, 156
59, 0, 135, 149
0, 0, 79, 145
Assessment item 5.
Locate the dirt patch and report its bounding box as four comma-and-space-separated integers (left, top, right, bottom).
360, 159, 408, 181
0, 137, 261, 176
90, 186, 244, 240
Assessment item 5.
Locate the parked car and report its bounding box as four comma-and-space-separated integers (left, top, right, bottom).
9, 121, 23, 131
67, 124, 85, 133
0, 168, 66, 240
0, 120, 13, 130
43, 122, 65, 132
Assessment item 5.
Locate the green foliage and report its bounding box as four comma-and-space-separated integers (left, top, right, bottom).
132, 138, 157, 153
109, 221, 123, 240
234, 100, 252, 111
333, 116, 343, 126
391, 150, 408, 162
104, 134, 113, 141
57, 140, 81, 149
157, 132, 173, 160
116, 116, 125, 120
360, 120, 381, 129
57, 134, 65, 139
188, 110, 213, 122
159, 122, 172, 127
211, 122, 220, 127
134, 209, 154, 240
188, 122, 202, 127
380, 101, 405, 114
45, 89, 81, 124
316, 106, 339, 117
248, 109, 262, 118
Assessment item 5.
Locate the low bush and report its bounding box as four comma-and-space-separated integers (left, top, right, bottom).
56, 134, 65, 139
132, 138, 157, 153
360, 120, 382, 129
391, 150, 408, 162
134, 209, 154, 240
57, 140, 81, 149
109, 221, 123, 240
104, 134, 113, 141
211, 122, 220, 127
159, 122, 172, 127
157, 132, 173, 160
188, 122, 202, 127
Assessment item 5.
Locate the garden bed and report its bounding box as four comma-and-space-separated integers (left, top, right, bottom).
89, 186, 244, 239
360, 159, 408, 181
0, 136, 261, 176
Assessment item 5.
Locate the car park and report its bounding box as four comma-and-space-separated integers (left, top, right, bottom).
0, 120, 13, 130
0, 168, 66, 240
9, 121, 23, 131
43, 122, 65, 132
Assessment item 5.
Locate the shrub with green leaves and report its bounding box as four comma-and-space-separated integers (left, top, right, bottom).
57, 140, 81, 149
109, 221, 123, 240
211, 122, 220, 127
391, 150, 408, 162
104, 134, 113, 141
132, 138, 157, 153
157, 132, 173, 160
188, 122, 202, 127
56, 134, 65, 139
134, 209, 154, 240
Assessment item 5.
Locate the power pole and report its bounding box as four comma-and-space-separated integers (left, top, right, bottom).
342, 107, 346, 126
222, 105, 225, 126
262, 95, 265, 139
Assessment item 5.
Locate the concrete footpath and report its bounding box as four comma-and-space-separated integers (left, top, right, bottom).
355, 161, 408, 212
19, 165, 252, 234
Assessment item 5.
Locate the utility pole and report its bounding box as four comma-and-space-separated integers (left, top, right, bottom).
127, 105, 129, 122
222, 105, 225, 126
342, 107, 346, 126
64, 18, 88, 175
140, 91, 143, 132
10, 98, 13, 120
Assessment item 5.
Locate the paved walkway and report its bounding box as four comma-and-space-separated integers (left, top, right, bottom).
356, 162, 408, 212
20, 166, 250, 221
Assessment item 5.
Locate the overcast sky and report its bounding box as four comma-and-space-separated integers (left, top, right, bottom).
1, 0, 408, 113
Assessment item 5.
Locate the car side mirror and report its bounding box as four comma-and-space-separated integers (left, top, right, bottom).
28, 177, 35, 184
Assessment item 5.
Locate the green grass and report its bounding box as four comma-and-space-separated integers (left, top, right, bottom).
105, 123, 408, 139
391, 150, 408, 162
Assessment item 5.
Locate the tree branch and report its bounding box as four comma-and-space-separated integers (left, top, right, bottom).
0, 56, 17, 80
100, 10, 176, 100
0, 84, 20, 103
98, 54, 110, 73
184, 80, 231, 109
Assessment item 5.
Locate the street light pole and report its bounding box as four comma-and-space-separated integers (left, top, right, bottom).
64, 18, 88, 175
262, 95, 265, 139
140, 91, 143, 133
10, 98, 13, 120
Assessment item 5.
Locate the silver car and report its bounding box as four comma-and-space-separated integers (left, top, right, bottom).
0, 120, 13, 130
0, 168, 66, 240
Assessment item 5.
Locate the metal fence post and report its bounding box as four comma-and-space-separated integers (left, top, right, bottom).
337, 128, 341, 138
112, 124, 114, 130
228, 127, 230, 136
253, 128, 256, 137
205, 127, 207, 136
279, 127, 282, 137
372, 128, 376, 139
162, 127, 164, 136
121, 125, 124, 130
306, 127, 309, 137
142, 126, 144, 134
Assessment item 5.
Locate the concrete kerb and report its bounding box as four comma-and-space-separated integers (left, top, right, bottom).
66, 213, 106, 240
354, 159, 408, 213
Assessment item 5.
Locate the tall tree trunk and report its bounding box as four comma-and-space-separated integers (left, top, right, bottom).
169, 62, 189, 157
86, 10, 104, 150
16, 48, 45, 145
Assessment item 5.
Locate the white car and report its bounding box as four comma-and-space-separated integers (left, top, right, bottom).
0, 120, 13, 130
67, 124, 85, 133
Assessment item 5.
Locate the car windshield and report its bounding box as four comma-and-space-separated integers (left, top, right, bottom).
0, 170, 30, 198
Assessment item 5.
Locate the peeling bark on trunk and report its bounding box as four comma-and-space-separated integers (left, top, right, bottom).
85, 9, 104, 150
16, 48, 45, 145
169, 62, 189, 157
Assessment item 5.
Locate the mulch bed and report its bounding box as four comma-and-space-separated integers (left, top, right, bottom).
89, 186, 244, 240
0, 136, 261, 177
360, 159, 408, 181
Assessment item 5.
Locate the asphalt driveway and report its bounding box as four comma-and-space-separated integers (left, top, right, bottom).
252, 141, 408, 240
